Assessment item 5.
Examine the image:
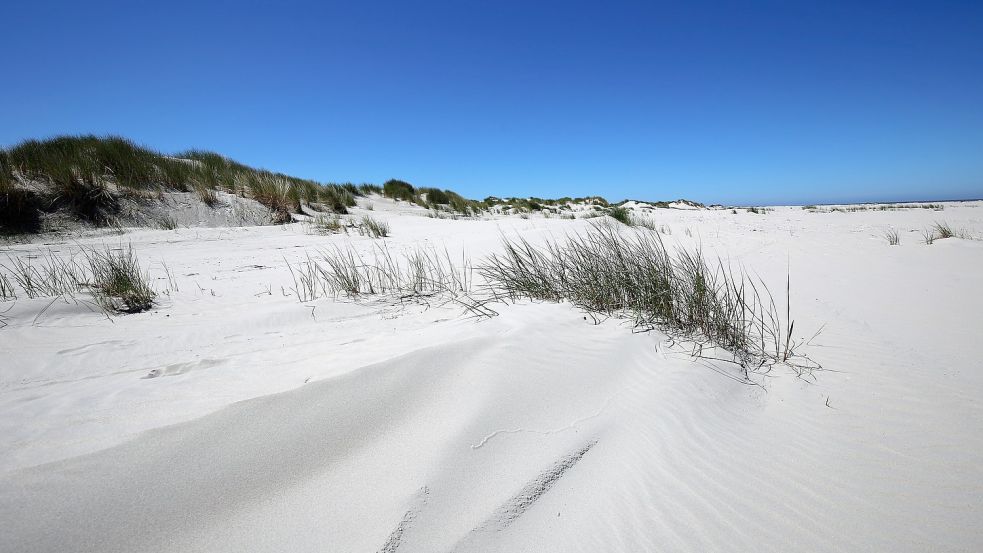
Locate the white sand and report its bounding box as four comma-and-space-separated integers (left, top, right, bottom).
1, 199, 982, 552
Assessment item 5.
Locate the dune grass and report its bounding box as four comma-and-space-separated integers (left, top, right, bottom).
246, 175, 299, 223
607, 206, 633, 225
627, 214, 658, 231
381, 181, 485, 216
933, 221, 955, 239
922, 221, 960, 244
308, 214, 345, 235
359, 183, 383, 195
2, 135, 490, 233
357, 215, 390, 238
195, 184, 220, 207
0, 135, 395, 231
479, 222, 797, 368
811, 203, 944, 214
383, 179, 416, 202
0, 271, 15, 301
884, 229, 901, 245
0, 182, 44, 234
317, 185, 357, 214
8, 136, 160, 191
419, 187, 450, 205
484, 195, 610, 212
287, 221, 804, 370
0, 150, 11, 187
1, 251, 87, 299
84, 246, 156, 313
287, 244, 473, 301
0, 245, 157, 314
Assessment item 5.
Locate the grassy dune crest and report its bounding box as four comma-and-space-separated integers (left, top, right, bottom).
0, 135, 382, 233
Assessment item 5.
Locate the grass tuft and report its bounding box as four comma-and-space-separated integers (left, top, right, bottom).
1, 245, 157, 314
359, 183, 383, 195
0, 271, 15, 301
0, 252, 86, 299
288, 244, 471, 301
884, 229, 900, 245
83, 246, 156, 313
383, 179, 416, 201
195, 185, 220, 207
480, 221, 798, 368
247, 175, 298, 223
933, 221, 954, 239
358, 215, 390, 238
607, 206, 633, 225
286, 222, 808, 371
309, 214, 344, 234
317, 185, 356, 214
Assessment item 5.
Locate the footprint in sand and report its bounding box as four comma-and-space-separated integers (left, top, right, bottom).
142, 358, 227, 379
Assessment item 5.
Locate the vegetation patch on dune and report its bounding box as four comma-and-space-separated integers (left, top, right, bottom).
0, 244, 158, 314
0, 136, 451, 233
481, 222, 802, 371
287, 244, 473, 303
806, 203, 944, 213
287, 221, 810, 373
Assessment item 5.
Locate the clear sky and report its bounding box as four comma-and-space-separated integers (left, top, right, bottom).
3, 1, 982, 205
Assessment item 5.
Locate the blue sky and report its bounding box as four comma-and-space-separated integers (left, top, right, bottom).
3, 1, 982, 205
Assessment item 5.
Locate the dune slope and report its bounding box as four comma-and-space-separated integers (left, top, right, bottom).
1, 200, 982, 551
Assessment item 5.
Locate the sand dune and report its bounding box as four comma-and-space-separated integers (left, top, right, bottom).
2, 200, 982, 551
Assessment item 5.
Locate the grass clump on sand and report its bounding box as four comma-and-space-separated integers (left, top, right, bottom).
0, 244, 157, 314
246, 175, 299, 223
480, 221, 800, 369
288, 220, 807, 371
884, 229, 901, 245
417, 188, 485, 216
383, 179, 416, 202
84, 245, 156, 313
359, 183, 383, 195
378, 179, 485, 215
0, 272, 15, 301
419, 187, 450, 205
633, 216, 657, 231
922, 221, 961, 244
309, 214, 345, 235
357, 215, 390, 238
607, 206, 633, 226
1, 251, 87, 299
287, 245, 473, 302
318, 185, 357, 214
933, 221, 954, 239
